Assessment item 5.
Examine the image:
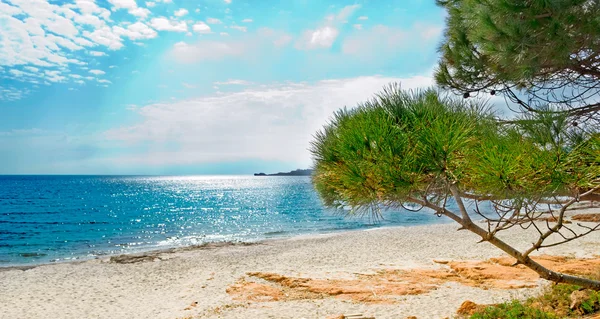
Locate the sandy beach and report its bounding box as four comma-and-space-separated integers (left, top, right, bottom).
1, 207, 600, 319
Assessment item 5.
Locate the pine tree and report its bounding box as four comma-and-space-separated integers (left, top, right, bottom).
311, 86, 600, 289
435, 0, 600, 120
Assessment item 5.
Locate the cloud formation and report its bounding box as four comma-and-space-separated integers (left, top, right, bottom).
104, 75, 434, 166
192, 22, 211, 33
342, 23, 443, 58
0, 0, 179, 94
150, 17, 188, 32
295, 4, 360, 50
171, 28, 292, 63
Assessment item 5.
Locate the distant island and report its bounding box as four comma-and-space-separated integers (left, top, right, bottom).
254, 169, 313, 176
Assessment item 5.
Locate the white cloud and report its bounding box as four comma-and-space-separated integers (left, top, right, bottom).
353, 24, 362, 30
9, 69, 29, 77
257, 28, 292, 47
0, 1, 99, 75
0, 2, 22, 15
192, 22, 211, 33
89, 51, 107, 56
419, 24, 444, 40
206, 18, 222, 24
296, 26, 338, 49
174, 9, 188, 17
171, 41, 237, 61
114, 22, 158, 40
195, 8, 200, 13
146, 2, 156, 7
182, 82, 196, 88
75, 0, 112, 19
224, 0, 231, 3
171, 28, 291, 63
358, 16, 368, 20
129, 7, 151, 18
220, 32, 229, 36
230, 25, 247, 32
108, 0, 138, 10
24, 66, 39, 72
103, 75, 434, 166
83, 27, 124, 50
296, 5, 359, 50
89, 69, 106, 75
335, 4, 360, 22
151, 17, 188, 32
98, 79, 112, 84
108, 0, 150, 18
0, 86, 30, 101
74, 14, 105, 28
214, 79, 252, 85
242, 18, 253, 23
44, 70, 66, 82
342, 24, 443, 58
109, 65, 118, 68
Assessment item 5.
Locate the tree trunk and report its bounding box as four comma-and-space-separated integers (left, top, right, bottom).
413, 196, 600, 290
461, 218, 600, 290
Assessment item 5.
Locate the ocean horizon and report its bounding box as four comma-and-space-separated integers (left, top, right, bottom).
0, 175, 465, 267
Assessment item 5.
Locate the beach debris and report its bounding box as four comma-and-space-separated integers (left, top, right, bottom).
571, 289, 591, 310
325, 314, 375, 319
569, 289, 599, 313
109, 253, 161, 264
108, 242, 261, 264
227, 255, 600, 304
572, 213, 600, 223
184, 301, 198, 311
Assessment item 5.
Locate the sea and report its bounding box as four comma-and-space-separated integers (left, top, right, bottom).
0, 175, 459, 267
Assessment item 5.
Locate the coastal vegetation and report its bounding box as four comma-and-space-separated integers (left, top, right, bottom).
466, 277, 600, 318
310, 86, 600, 290
310, 0, 600, 293
435, 0, 600, 123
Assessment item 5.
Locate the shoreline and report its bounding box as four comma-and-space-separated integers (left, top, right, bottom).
0, 203, 591, 271
0, 218, 452, 271
2, 207, 599, 319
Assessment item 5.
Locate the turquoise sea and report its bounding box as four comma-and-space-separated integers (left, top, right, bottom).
0, 175, 459, 266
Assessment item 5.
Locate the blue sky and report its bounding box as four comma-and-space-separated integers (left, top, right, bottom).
0, 0, 446, 174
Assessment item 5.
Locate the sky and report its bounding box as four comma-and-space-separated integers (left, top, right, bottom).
0, 0, 448, 175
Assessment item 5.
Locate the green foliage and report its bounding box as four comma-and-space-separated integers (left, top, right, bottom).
310, 85, 599, 212
469, 300, 556, 319
468, 283, 600, 318
550, 284, 600, 316
435, 0, 600, 93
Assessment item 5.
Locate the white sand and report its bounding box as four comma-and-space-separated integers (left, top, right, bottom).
1, 207, 599, 319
